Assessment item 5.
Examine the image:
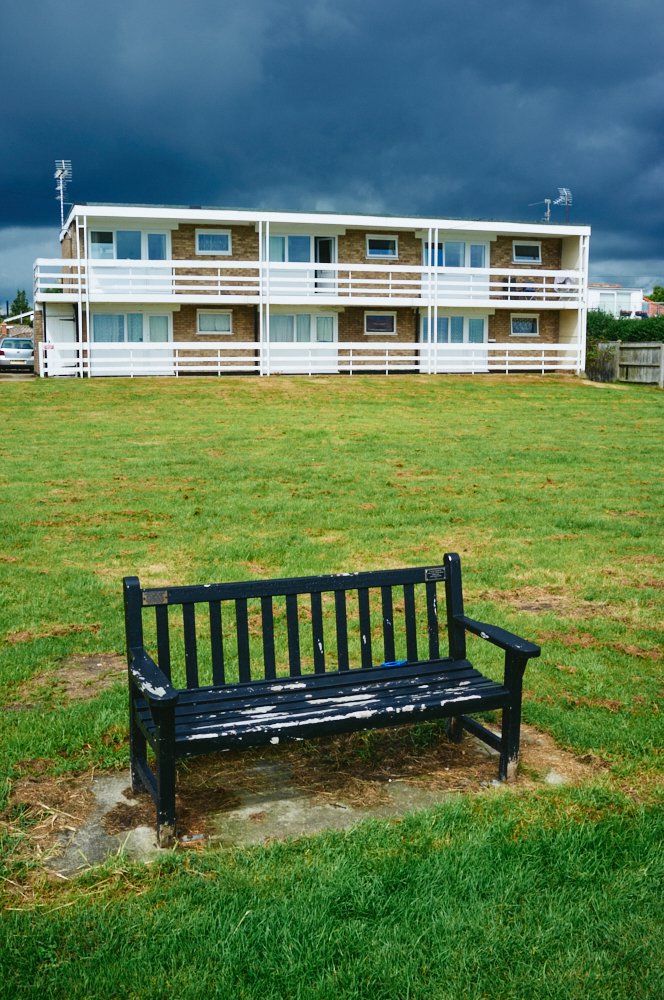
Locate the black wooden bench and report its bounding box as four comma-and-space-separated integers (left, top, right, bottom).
124, 552, 540, 844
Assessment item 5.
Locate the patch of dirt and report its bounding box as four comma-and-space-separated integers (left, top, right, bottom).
5, 654, 125, 709
538, 629, 661, 660
2, 724, 604, 867
6, 623, 101, 645
1, 770, 96, 864
479, 586, 605, 618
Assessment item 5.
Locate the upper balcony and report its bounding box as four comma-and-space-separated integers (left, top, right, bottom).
34, 258, 585, 309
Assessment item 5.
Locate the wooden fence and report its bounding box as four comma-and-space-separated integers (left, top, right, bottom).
600, 342, 664, 388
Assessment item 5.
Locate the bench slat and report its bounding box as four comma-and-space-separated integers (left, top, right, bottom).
358, 587, 373, 668
381, 586, 396, 663
141, 565, 446, 607
311, 592, 326, 674
209, 601, 225, 685
404, 583, 418, 661
261, 596, 277, 681
334, 590, 350, 671
155, 605, 171, 680
235, 599, 251, 684
182, 603, 199, 687
156, 660, 486, 720
426, 581, 440, 660
135, 666, 508, 745
286, 593, 301, 676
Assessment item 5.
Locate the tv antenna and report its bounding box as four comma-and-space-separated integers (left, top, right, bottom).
553, 187, 573, 222
54, 159, 72, 228
528, 198, 552, 223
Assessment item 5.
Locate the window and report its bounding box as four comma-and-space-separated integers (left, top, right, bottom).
197, 311, 232, 335
196, 229, 232, 255
268, 235, 312, 262
421, 315, 486, 344
510, 314, 539, 337
425, 242, 487, 267
366, 235, 398, 259
92, 313, 171, 343
512, 241, 542, 264
116, 231, 142, 260
268, 314, 336, 343
364, 312, 397, 335
89, 230, 169, 260
90, 231, 114, 259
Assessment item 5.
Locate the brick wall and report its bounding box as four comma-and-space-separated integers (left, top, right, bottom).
171, 224, 259, 260
337, 230, 421, 265
172, 305, 257, 341
491, 236, 562, 269
490, 310, 560, 343
338, 307, 419, 343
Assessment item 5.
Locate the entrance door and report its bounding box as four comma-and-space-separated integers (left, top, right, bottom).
43, 306, 78, 376
419, 314, 488, 372
315, 237, 336, 294
267, 313, 338, 373
90, 313, 173, 376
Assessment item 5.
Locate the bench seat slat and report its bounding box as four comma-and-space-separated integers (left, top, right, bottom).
172, 657, 478, 706
134, 662, 509, 750
148, 677, 507, 752
155, 665, 490, 724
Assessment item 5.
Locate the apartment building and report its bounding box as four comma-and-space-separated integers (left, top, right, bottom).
33, 204, 590, 377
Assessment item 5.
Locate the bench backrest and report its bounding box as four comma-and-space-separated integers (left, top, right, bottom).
124, 553, 466, 689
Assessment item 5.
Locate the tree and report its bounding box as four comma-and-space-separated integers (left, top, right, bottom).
648, 285, 664, 302
10, 289, 30, 318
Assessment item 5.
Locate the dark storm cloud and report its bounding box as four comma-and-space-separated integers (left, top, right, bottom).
1, 0, 663, 298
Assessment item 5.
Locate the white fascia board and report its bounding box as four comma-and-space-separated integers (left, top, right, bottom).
64, 203, 591, 238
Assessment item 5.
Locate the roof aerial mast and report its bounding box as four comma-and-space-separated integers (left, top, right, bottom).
553, 187, 573, 223
54, 159, 72, 229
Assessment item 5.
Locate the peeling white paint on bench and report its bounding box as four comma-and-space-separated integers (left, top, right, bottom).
131, 668, 168, 699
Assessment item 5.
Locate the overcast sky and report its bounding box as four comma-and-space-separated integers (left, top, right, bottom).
1, 0, 662, 306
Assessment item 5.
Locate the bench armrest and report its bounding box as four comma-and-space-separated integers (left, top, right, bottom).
128, 647, 179, 705
455, 615, 541, 659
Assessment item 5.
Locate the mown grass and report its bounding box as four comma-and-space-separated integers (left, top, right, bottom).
1, 374, 663, 997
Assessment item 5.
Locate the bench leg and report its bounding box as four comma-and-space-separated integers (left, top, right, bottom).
499, 651, 526, 781
129, 698, 148, 795
446, 716, 464, 743
154, 705, 177, 847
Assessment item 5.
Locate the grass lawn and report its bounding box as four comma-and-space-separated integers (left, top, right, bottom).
1, 374, 662, 998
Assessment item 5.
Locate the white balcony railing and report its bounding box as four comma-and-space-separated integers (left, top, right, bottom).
39, 339, 582, 379
34, 258, 585, 307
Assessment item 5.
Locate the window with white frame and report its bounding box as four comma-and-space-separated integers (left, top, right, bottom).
91, 312, 171, 343
267, 313, 335, 343
510, 314, 539, 337
512, 241, 542, 264
366, 235, 398, 259
364, 312, 397, 335
268, 235, 312, 262
195, 229, 232, 255
421, 315, 486, 344
424, 241, 487, 268
89, 230, 168, 261
197, 311, 232, 335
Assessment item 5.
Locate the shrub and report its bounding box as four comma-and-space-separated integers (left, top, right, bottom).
585, 338, 617, 382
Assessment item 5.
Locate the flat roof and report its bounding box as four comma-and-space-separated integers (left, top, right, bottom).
63, 202, 591, 239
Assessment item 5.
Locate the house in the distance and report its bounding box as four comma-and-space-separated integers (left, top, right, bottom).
587, 283, 646, 319
33, 204, 590, 377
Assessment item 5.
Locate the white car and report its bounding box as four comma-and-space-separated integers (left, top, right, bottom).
0, 337, 34, 372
